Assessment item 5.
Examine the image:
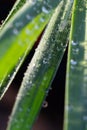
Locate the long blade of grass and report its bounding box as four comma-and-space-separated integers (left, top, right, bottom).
0, 0, 60, 99
7, 0, 73, 130
64, 0, 87, 129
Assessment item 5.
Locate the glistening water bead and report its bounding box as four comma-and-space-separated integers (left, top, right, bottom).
26, 14, 32, 20
13, 28, 19, 35
83, 115, 87, 121
42, 101, 48, 108
42, 6, 49, 14
70, 59, 77, 65
71, 40, 78, 46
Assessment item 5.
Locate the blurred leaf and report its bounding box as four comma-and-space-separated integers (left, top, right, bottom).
64, 0, 87, 129
7, 0, 73, 130
0, 0, 60, 98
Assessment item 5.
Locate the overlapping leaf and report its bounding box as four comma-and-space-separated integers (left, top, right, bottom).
7, 0, 73, 129
0, 0, 60, 98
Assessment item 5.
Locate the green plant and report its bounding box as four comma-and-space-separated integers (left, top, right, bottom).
0, 0, 87, 130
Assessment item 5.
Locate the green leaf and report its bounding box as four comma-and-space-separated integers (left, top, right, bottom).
64, 0, 87, 129
7, 0, 73, 130
0, 0, 60, 99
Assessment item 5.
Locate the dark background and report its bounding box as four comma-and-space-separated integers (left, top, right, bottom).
0, 1, 67, 130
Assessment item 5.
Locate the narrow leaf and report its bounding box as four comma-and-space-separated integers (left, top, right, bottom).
64, 0, 87, 130
0, 0, 60, 98
7, 0, 73, 130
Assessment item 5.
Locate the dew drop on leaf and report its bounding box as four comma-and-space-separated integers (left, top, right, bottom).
40, 17, 45, 22
70, 0, 73, 3
29, 0, 36, 5
70, 59, 77, 65
15, 22, 23, 27
42, 101, 48, 108
83, 116, 87, 121
42, 6, 49, 14
43, 58, 47, 64
25, 29, 30, 35
1, 20, 4, 24
26, 14, 32, 20
72, 48, 79, 55
35, 25, 39, 29
8, 74, 10, 78
13, 28, 19, 35
71, 40, 78, 46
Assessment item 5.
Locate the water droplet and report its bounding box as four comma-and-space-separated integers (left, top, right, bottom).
83, 116, 87, 121
8, 75, 10, 78
42, 6, 49, 14
40, 17, 45, 22
71, 40, 78, 46
70, 0, 73, 3
25, 29, 30, 35
35, 25, 39, 29
13, 28, 19, 35
42, 101, 48, 108
72, 48, 79, 55
29, 80, 32, 85
70, 59, 77, 65
43, 58, 48, 64
61, 43, 67, 48
1, 20, 4, 24
59, 21, 67, 32
46, 90, 49, 95
79, 8, 83, 12
49, 86, 52, 90
29, 0, 36, 5
15, 22, 23, 27
57, 46, 61, 51
32, 63, 36, 68
26, 14, 32, 20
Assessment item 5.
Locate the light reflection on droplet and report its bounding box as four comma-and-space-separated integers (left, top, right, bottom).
70, 59, 77, 65
26, 14, 32, 20
15, 22, 23, 27
13, 28, 19, 35
43, 58, 48, 64
40, 17, 45, 22
35, 25, 39, 29
42, 101, 48, 108
72, 48, 79, 55
42, 6, 49, 14
25, 29, 30, 35
71, 40, 78, 46
83, 116, 87, 121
